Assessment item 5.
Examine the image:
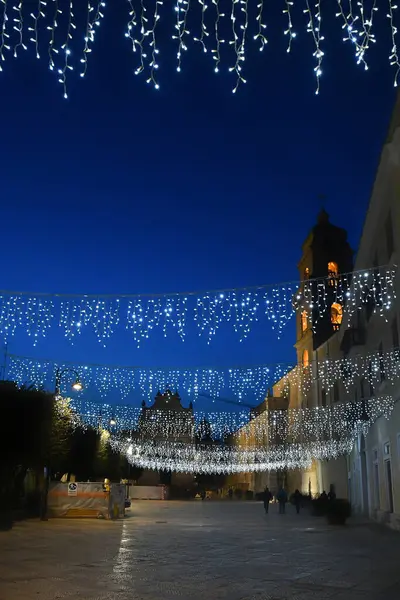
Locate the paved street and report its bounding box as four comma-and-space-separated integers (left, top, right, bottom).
0, 501, 399, 600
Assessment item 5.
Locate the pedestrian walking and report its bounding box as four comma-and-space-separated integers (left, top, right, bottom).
294, 488, 302, 514
263, 486, 272, 513
277, 487, 288, 514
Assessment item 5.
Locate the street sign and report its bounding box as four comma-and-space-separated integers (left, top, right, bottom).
68, 482, 78, 497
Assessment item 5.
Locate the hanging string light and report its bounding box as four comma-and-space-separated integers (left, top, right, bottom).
0, 0, 10, 69
194, 0, 208, 54
12, 0, 25, 57
47, 0, 61, 73
388, 0, 400, 86
211, 0, 225, 72
1, 0, 400, 94
106, 393, 394, 473
7, 345, 400, 403
48, 391, 394, 473
254, 0, 267, 52
304, 0, 324, 94
80, 1, 106, 79
283, 0, 296, 53
8, 355, 292, 402
28, 0, 46, 60
0, 266, 395, 346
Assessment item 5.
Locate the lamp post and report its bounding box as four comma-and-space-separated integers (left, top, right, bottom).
54, 367, 83, 396
40, 367, 84, 521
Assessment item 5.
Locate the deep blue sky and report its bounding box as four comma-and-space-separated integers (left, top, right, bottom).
0, 1, 396, 408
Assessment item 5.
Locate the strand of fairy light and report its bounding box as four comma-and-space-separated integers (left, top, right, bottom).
304, 0, 324, 94
146, 0, 162, 89
0, 266, 396, 346
211, 0, 225, 73
28, 0, 46, 59
388, 0, 400, 86
357, 0, 377, 63
194, 0, 208, 53
80, 1, 106, 79
8, 347, 400, 404
125, 0, 137, 56
47, 0, 60, 73
283, 0, 296, 52
254, 0, 268, 51
229, 0, 241, 91
174, 0, 191, 73
0, 0, 10, 69
335, 0, 367, 69
233, 0, 249, 93
133, 0, 148, 76
12, 1, 26, 57
57, 1, 75, 98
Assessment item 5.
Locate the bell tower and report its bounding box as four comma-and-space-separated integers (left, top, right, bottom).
296, 209, 353, 364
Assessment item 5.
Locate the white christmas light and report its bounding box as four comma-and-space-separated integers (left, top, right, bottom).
1, 0, 400, 93
0, 0, 10, 70
8, 347, 400, 406
0, 266, 395, 346
81, 1, 106, 79
8, 355, 292, 402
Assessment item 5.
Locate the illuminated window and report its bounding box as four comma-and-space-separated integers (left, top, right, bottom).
302, 349, 309, 368
304, 267, 310, 280
331, 302, 343, 330
328, 261, 339, 286
301, 310, 308, 333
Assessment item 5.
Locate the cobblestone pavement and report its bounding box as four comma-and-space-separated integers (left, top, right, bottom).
0, 501, 400, 600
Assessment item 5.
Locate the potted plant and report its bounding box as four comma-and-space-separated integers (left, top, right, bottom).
326, 499, 351, 525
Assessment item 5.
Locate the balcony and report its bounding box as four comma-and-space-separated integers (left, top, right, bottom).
340, 326, 366, 355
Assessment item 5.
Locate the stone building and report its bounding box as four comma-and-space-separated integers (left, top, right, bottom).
229, 92, 400, 530
137, 389, 195, 489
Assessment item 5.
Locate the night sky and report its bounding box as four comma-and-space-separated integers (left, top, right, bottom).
0, 1, 396, 409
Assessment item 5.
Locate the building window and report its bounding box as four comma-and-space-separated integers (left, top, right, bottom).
328, 261, 339, 286
333, 381, 339, 403
304, 267, 310, 280
321, 388, 327, 407
379, 342, 385, 382
302, 349, 309, 368
385, 211, 394, 259
301, 310, 308, 333
331, 302, 343, 331
392, 316, 399, 350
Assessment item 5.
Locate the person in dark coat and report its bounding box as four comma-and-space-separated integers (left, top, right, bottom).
277, 487, 288, 514
294, 489, 302, 514
263, 486, 272, 513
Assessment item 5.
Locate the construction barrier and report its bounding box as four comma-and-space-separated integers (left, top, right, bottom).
48, 482, 126, 519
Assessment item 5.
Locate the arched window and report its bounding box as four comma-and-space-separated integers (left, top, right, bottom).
301, 310, 308, 333
328, 261, 339, 286
304, 267, 310, 280
302, 349, 309, 368
331, 302, 343, 330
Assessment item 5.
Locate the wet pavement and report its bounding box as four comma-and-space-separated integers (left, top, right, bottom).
0, 501, 399, 600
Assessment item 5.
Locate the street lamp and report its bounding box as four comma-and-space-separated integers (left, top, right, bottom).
54, 367, 83, 396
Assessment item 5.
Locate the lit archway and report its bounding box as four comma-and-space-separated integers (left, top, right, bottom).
331, 302, 343, 330
302, 349, 309, 368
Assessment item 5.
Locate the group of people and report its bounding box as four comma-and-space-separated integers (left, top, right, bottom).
263, 486, 303, 514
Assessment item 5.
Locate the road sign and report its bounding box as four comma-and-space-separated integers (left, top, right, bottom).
68, 482, 78, 497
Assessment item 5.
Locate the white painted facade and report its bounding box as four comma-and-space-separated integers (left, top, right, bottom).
318, 92, 400, 530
